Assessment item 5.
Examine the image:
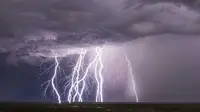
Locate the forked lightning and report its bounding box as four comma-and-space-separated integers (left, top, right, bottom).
41, 46, 139, 103
67, 47, 104, 103
51, 57, 62, 104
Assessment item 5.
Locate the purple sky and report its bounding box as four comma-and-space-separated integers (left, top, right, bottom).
1, 0, 200, 103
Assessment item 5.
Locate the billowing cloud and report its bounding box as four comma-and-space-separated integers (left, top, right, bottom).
0, 0, 200, 58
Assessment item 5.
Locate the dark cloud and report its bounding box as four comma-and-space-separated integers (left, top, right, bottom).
0, 0, 130, 57
125, 0, 200, 10
1, 0, 200, 58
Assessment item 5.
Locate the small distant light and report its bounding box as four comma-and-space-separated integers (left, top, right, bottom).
72, 105, 79, 108
105, 109, 111, 111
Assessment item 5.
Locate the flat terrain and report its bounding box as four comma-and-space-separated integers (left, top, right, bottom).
0, 103, 200, 112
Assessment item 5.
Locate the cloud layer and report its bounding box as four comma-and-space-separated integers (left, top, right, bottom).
1, 0, 200, 58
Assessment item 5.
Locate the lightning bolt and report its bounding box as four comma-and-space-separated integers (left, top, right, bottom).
40, 46, 139, 103
51, 57, 62, 104
124, 53, 139, 102
40, 57, 62, 104
67, 47, 104, 103
94, 47, 104, 102
67, 49, 87, 103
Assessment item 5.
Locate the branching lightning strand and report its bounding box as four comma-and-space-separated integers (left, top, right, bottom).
124, 53, 139, 102
67, 47, 104, 103
41, 47, 139, 103
51, 57, 62, 104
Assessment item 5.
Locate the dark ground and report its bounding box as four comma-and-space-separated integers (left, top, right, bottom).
0, 103, 200, 112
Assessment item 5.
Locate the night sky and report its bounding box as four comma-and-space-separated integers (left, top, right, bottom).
0, 53, 52, 102
0, 54, 99, 103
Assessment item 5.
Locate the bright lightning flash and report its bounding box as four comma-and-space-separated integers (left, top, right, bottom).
41, 46, 139, 103
67, 47, 104, 103
51, 57, 62, 104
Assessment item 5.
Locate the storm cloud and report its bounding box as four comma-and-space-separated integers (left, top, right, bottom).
0, 0, 200, 58
1, 0, 200, 102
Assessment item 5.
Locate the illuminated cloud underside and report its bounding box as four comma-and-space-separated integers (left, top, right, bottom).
0, 0, 200, 58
